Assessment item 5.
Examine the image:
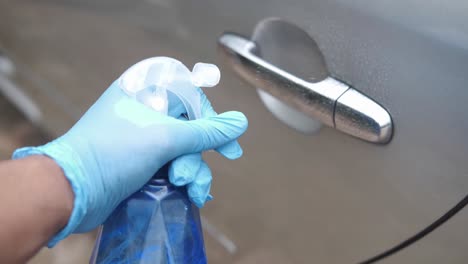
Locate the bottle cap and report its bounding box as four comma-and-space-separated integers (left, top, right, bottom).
119, 57, 220, 120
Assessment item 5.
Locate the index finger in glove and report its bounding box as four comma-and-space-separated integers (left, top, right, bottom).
169, 90, 244, 186
199, 89, 243, 160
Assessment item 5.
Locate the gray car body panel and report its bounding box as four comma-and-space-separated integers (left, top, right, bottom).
1, 0, 468, 263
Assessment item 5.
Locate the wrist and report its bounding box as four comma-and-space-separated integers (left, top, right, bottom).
31, 155, 74, 229
13, 141, 87, 246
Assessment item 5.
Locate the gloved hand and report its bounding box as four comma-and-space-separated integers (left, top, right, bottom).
168, 88, 245, 207
12, 80, 248, 246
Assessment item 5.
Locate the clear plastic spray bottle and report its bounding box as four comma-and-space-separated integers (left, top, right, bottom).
89, 57, 220, 264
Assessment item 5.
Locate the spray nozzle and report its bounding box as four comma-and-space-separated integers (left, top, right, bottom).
119, 57, 220, 120
191, 63, 221, 88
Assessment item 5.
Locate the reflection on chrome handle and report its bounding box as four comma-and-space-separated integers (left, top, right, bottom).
218, 33, 393, 144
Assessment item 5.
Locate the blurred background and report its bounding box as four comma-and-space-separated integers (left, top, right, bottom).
3, 0, 468, 263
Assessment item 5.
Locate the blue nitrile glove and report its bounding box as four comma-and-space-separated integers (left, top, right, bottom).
12, 81, 248, 246
168, 87, 245, 207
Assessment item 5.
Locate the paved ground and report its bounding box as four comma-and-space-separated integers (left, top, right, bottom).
0, 95, 48, 160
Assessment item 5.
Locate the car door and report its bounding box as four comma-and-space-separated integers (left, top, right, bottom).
1, 0, 468, 263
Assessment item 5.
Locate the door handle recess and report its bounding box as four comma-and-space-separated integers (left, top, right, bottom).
218, 33, 393, 144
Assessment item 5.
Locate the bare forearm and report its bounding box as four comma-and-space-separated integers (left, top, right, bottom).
0, 156, 74, 263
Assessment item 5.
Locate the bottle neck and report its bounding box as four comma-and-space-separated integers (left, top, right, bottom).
152, 163, 170, 180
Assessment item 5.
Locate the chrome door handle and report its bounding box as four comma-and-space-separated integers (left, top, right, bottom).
218, 33, 393, 144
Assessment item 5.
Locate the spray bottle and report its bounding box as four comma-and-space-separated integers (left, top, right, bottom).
89, 57, 220, 264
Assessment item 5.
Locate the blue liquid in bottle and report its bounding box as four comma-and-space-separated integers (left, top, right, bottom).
90, 165, 207, 264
